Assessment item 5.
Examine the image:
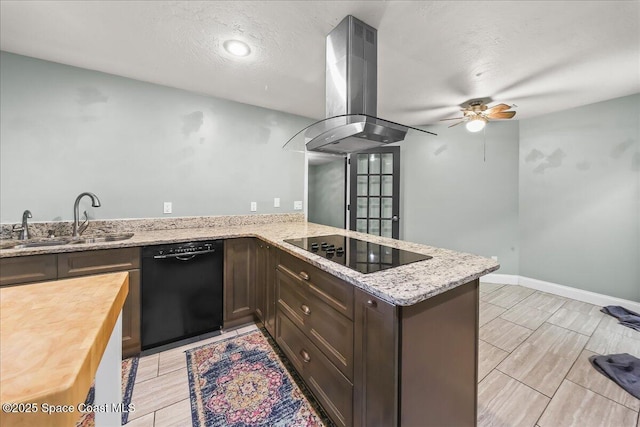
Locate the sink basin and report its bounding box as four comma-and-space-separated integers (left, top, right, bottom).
0, 233, 134, 250
69, 232, 135, 244
1, 238, 72, 249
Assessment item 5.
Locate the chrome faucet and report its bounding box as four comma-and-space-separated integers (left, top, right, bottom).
12, 210, 33, 240
73, 192, 101, 237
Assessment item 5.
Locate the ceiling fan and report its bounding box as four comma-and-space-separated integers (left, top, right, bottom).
441, 99, 516, 132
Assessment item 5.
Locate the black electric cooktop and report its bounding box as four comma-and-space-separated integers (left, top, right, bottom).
284, 234, 432, 274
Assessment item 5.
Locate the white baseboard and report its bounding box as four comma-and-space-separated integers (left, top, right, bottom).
480, 273, 519, 285
482, 273, 640, 312
518, 276, 640, 313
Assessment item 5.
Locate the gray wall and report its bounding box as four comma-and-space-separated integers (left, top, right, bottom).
308, 159, 346, 229
519, 94, 640, 301
0, 52, 310, 223
400, 121, 520, 274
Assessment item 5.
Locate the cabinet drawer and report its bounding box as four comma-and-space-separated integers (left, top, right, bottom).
276, 310, 353, 427
0, 255, 57, 286
278, 251, 353, 319
58, 247, 140, 278
277, 269, 353, 380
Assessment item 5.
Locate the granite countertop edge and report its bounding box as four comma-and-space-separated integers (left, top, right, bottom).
0, 222, 500, 306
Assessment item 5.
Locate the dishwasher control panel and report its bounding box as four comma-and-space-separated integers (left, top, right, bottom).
143, 240, 220, 259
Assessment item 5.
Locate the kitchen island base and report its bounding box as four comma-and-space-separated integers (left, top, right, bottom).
274, 242, 480, 427
400, 279, 478, 426
354, 279, 479, 427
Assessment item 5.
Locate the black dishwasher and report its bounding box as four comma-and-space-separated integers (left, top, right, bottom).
141, 240, 223, 351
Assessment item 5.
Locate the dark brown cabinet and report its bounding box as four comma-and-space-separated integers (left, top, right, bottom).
276, 309, 353, 427
276, 250, 355, 427
0, 254, 57, 286
255, 239, 277, 336
223, 238, 256, 328
277, 264, 354, 380
58, 248, 142, 358
354, 280, 479, 427
0, 248, 142, 358
353, 289, 398, 427
57, 247, 139, 277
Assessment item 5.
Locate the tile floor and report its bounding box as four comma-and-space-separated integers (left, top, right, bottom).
123, 284, 640, 427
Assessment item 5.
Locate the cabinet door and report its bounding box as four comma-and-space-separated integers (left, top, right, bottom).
0, 255, 57, 286
122, 269, 141, 357
223, 238, 255, 326
254, 240, 267, 323
353, 289, 398, 427
264, 245, 277, 336
58, 248, 140, 278
254, 240, 277, 336
277, 267, 354, 380
276, 310, 353, 427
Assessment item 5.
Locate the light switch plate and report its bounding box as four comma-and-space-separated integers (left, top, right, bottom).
274, 197, 280, 208
163, 202, 172, 214
250, 202, 257, 212
293, 201, 303, 210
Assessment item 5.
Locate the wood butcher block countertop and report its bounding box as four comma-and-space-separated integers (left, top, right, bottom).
0, 272, 129, 427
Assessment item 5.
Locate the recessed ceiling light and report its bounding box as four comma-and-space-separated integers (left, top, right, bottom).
223, 40, 251, 57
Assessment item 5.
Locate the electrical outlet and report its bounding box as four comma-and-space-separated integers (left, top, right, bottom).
163, 202, 172, 214
491, 256, 498, 261
294, 201, 303, 210
274, 197, 280, 208
250, 202, 257, 212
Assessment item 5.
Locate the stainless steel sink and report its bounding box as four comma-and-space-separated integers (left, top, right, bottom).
1, 238, 72, 249
69, 232, 135, 244
0, 232, 134, 249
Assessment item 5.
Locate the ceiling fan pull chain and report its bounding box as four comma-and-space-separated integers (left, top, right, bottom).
483, 126, 487, 162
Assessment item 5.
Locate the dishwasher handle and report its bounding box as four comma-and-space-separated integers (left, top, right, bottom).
153, 248, 216, 259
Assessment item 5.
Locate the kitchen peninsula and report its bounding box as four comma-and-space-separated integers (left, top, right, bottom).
0, 215, 499, 426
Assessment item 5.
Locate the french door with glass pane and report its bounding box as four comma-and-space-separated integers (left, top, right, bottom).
349, 146, 400, 239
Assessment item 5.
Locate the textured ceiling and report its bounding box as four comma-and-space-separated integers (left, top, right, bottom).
1, 1, 638, 125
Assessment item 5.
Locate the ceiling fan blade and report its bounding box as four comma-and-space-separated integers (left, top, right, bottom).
448, 120, 465, 128
486, 111, 516, 119
485, 103, 511, 114
439, 117, 465, 121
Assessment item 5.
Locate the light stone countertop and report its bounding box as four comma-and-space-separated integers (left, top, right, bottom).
0, 221, 499, 306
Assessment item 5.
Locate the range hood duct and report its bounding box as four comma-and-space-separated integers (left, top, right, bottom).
285, 15, 435, 155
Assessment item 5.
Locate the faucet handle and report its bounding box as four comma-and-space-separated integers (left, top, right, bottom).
78, 210, 90, 235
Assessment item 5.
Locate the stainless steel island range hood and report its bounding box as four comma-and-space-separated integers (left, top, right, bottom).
284, 15, 435, 155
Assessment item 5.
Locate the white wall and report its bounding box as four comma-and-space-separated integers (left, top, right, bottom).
400, 121, 520, 274
519, 94, 640, 301
0, 52, 311, 222
3, 52, 638, 302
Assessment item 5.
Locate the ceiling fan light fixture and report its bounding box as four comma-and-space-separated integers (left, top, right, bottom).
465, 117, 487, 132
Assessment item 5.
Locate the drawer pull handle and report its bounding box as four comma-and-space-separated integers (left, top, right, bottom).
299, 271, 310, 281
367, 299, 378, 308
300, 349, 311, 363
301, 304, 312, 316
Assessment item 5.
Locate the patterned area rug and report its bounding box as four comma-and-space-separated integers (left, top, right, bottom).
186, 329, 331, 427
75, 356, 139, 426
